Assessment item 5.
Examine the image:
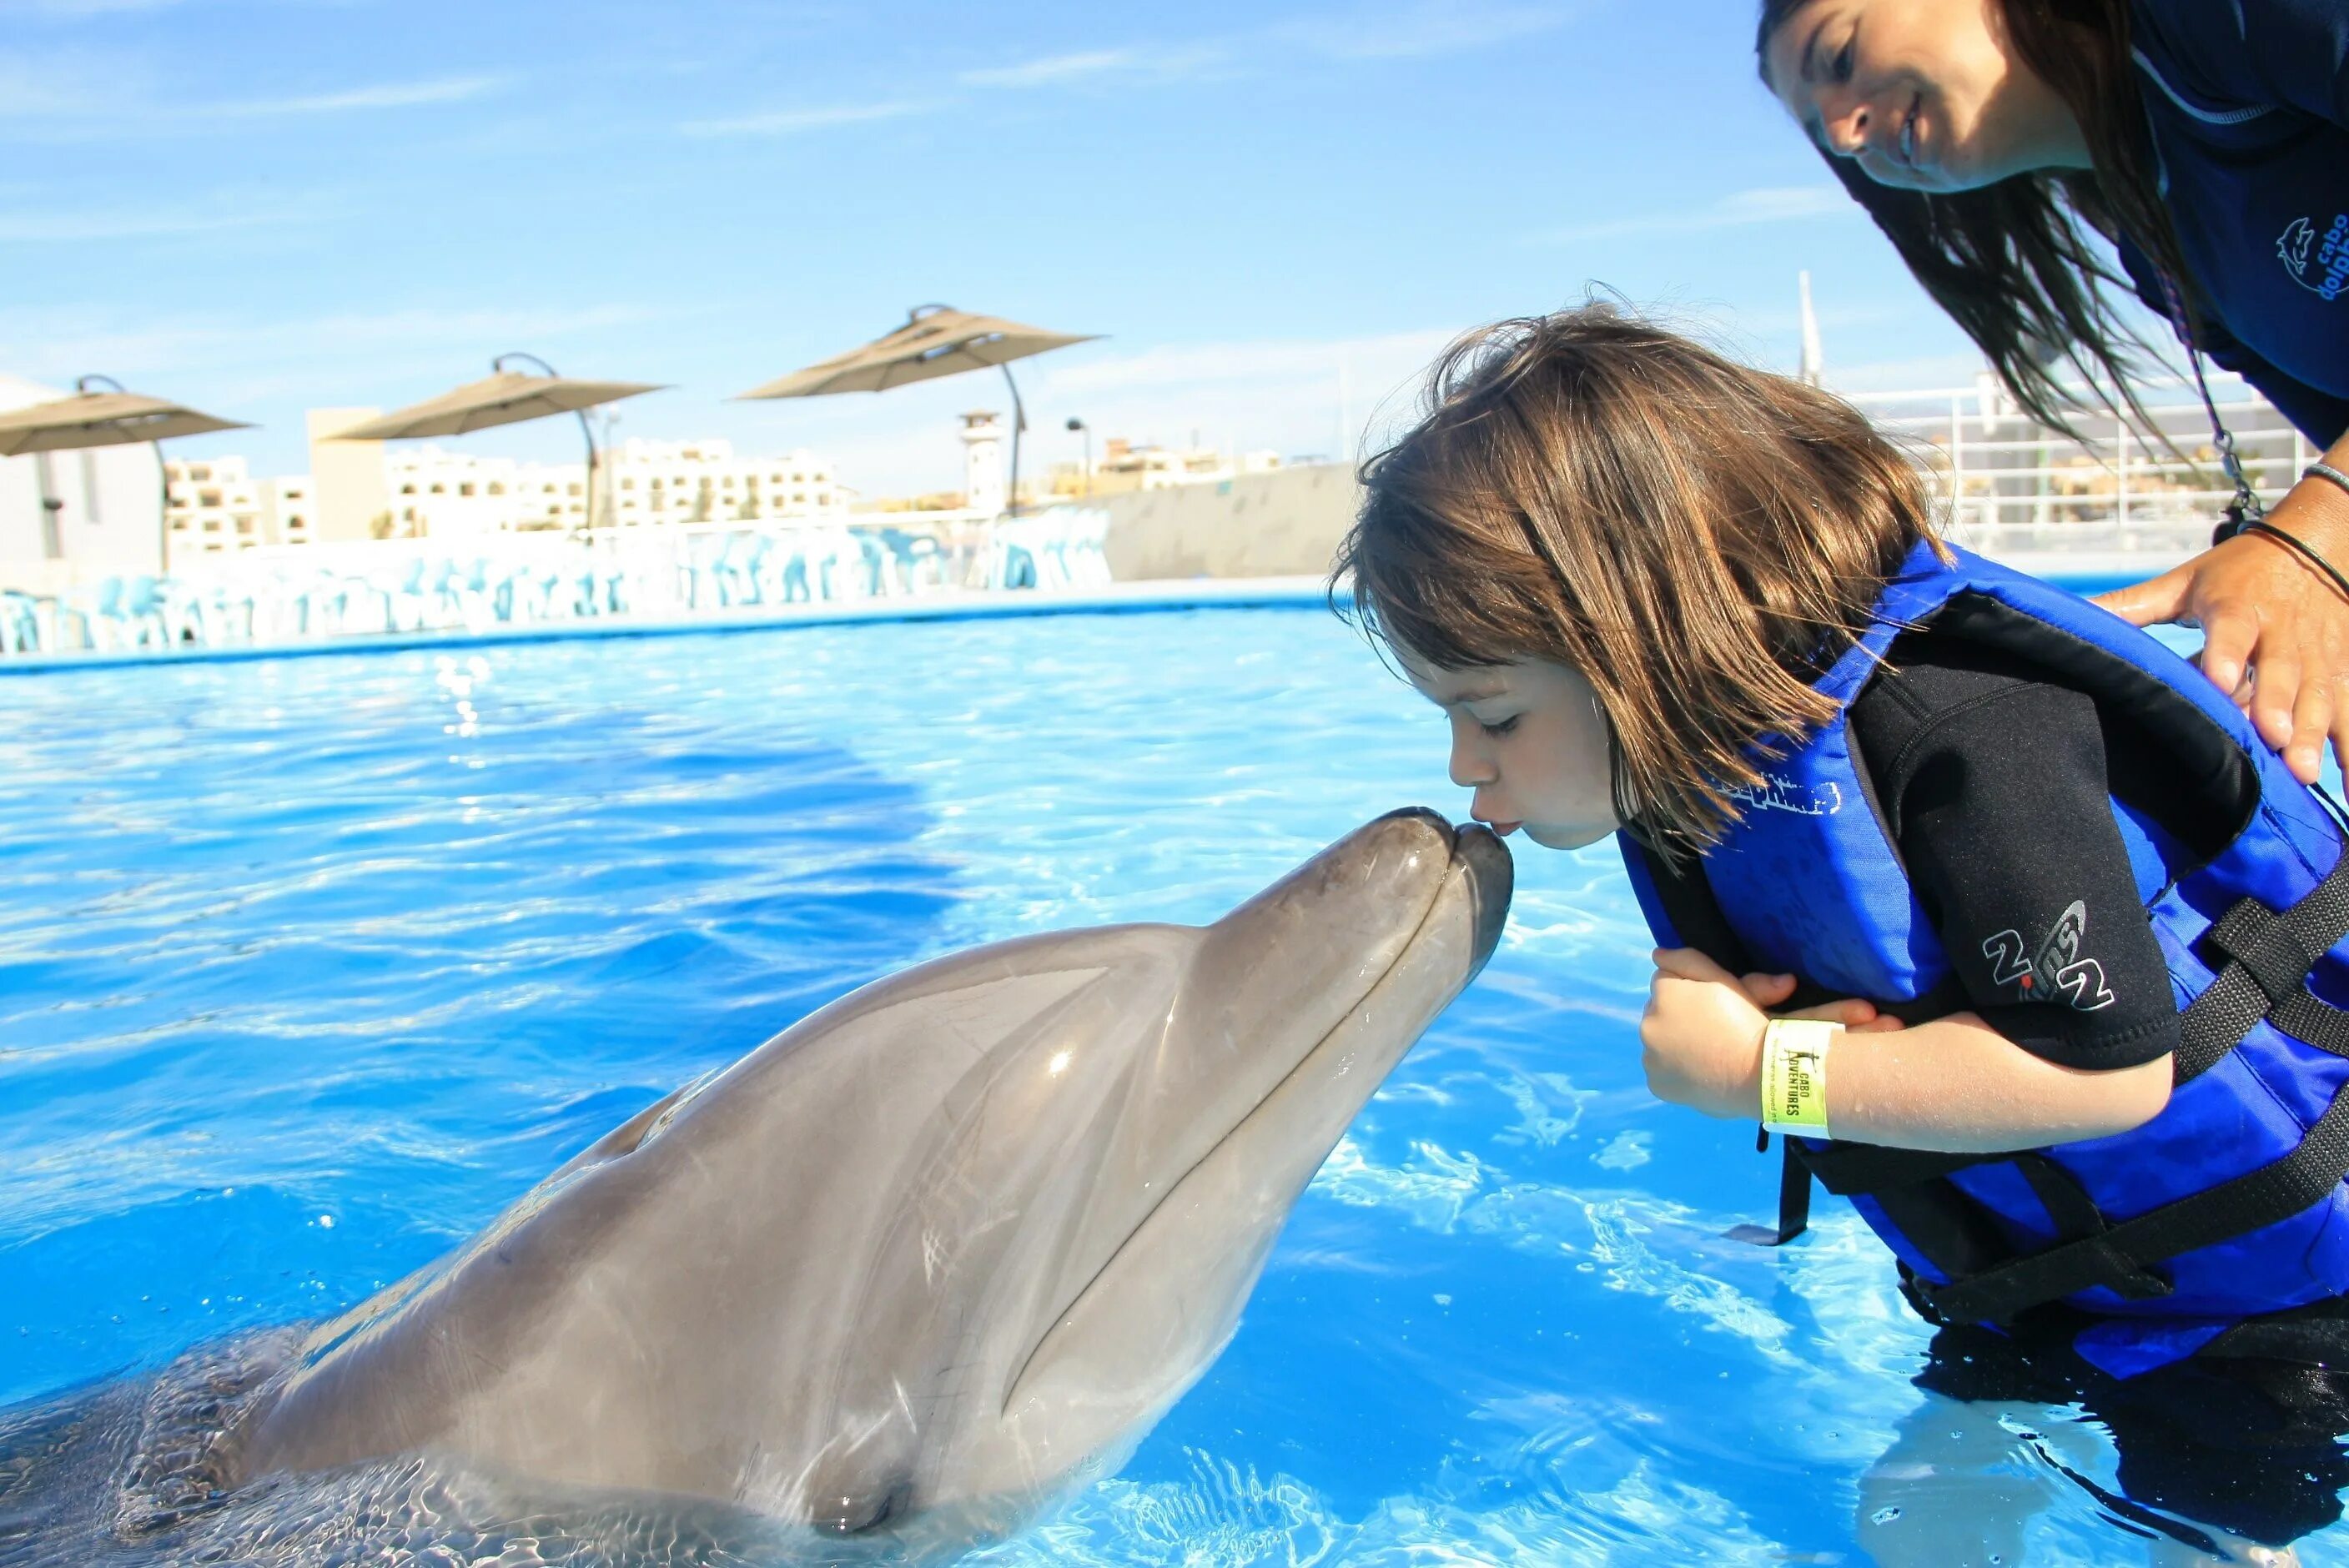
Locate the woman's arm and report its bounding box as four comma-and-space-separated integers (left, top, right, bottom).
1641, 948, 2173, 1153
2096, 435, 2349, 787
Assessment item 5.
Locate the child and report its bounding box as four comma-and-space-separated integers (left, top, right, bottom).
1335, 304, 2349, 1556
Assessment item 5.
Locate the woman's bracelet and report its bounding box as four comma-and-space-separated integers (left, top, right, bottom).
2236, 470, 2349, 604
2305, 460, 2349, 501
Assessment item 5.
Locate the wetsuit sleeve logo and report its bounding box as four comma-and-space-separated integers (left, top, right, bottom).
1981, 900, 2116, 1013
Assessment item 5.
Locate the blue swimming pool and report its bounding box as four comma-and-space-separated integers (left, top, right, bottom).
0, 601, 2323, 1564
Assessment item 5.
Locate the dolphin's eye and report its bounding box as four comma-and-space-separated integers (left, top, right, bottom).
812, 1479, 911, 1536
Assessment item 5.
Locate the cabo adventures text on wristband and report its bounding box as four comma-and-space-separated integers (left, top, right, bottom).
1760, 1018, 1836, 1138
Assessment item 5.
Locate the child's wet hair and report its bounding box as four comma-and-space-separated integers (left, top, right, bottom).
1334, 301, 1942, 850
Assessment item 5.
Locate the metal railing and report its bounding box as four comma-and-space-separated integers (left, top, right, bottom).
1844, 369, 2301, 558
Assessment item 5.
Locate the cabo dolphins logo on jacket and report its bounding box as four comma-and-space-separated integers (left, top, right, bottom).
2279, 214, 2349, 300
1724, 776, 1842, 818
1982, 899, 2116, 1013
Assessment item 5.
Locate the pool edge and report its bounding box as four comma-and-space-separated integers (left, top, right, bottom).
0, 577, 1351, 676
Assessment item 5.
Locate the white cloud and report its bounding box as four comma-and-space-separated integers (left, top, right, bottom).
1043, 328, 1458, 398
0, 0, 182, 13
0, 50, 148, 116
0, 301, 672, 402
201, 74, 506, 117
0, 204, 295, 242
681, 98, 934, 138
0, 0, 369, 12
1277, 0, 1576, 60
0, 59, 507, 131
687, 3, 1583, 136
1529, 184, 1857, 245
962, 49, 1139, 88
959, 44, 1227, 89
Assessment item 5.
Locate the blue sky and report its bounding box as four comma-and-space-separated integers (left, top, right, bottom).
1, 0, 2019, 494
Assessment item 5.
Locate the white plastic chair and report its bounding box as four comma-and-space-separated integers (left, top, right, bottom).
0, 591, 39, 654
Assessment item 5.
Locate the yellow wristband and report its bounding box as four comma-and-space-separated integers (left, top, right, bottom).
1760, 1018, 1837, 1138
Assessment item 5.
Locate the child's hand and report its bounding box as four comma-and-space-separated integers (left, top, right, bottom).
1640, 947, 1901, 1120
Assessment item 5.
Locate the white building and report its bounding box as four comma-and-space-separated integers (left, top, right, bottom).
386, 448, 544, 538
0, 374, 166, 593
267, 476, 314, 546
164, 455, 269, 554
1081, 438, 1284, 498
382, 437, 846, 537
162, 459, 319, 553
606, 438, 843, 526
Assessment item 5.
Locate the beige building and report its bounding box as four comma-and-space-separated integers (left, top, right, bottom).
307, 408, 390, 543
1079, 438, 1284, 498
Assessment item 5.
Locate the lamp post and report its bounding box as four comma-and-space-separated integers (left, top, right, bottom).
595, 406, 623, 530
1066, 416, 1091, 498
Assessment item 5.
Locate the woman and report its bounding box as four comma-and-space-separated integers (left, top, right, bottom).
1758, 0, 2349, 790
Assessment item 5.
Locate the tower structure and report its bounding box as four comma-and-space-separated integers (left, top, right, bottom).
961, 410, 1006, 516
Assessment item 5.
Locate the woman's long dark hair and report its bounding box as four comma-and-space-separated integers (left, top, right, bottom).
1758, 0, 2191, 436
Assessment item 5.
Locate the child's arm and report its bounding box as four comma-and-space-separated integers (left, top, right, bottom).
1641, 947, 2172, 1153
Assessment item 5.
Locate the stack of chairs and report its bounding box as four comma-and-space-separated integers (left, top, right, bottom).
0, 514, 1097, 657
984, 509, 1115, 591
0, 591, 40, 654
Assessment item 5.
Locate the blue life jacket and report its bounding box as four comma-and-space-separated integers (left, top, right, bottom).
1621, 540, 2349, 1380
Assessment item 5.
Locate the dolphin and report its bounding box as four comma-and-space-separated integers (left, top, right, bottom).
0, 810, 1507, 1564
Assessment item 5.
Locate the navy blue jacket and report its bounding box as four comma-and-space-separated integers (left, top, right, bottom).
2127, 0, 2349, 442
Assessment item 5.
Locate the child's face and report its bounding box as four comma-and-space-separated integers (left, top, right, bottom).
1403, 654, 1620, 851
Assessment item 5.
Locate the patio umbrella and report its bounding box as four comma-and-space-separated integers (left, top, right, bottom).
331, 354, 666, 531
737, 305, 1099, 517
0, 375, 253, 573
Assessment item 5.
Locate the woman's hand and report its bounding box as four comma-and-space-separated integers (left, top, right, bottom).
1639, 948, 1901, 1120
2095, 468, 2349, 785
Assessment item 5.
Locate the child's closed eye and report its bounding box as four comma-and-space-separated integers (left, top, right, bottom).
1480, 716, 1522, 738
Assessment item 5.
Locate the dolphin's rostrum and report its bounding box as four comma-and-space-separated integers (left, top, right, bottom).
3, 810, 1509, 1565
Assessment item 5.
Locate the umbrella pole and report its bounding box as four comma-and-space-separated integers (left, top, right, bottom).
576, 408, 598, 535
153, 441, 169, 576
1000, 364, 1028, 520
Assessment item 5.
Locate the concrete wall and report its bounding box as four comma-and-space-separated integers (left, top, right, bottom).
1100, 463, 1361, 581
0, 374, 165, 596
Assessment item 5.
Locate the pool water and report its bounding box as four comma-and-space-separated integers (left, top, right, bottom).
0, 605, 2328, 1565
